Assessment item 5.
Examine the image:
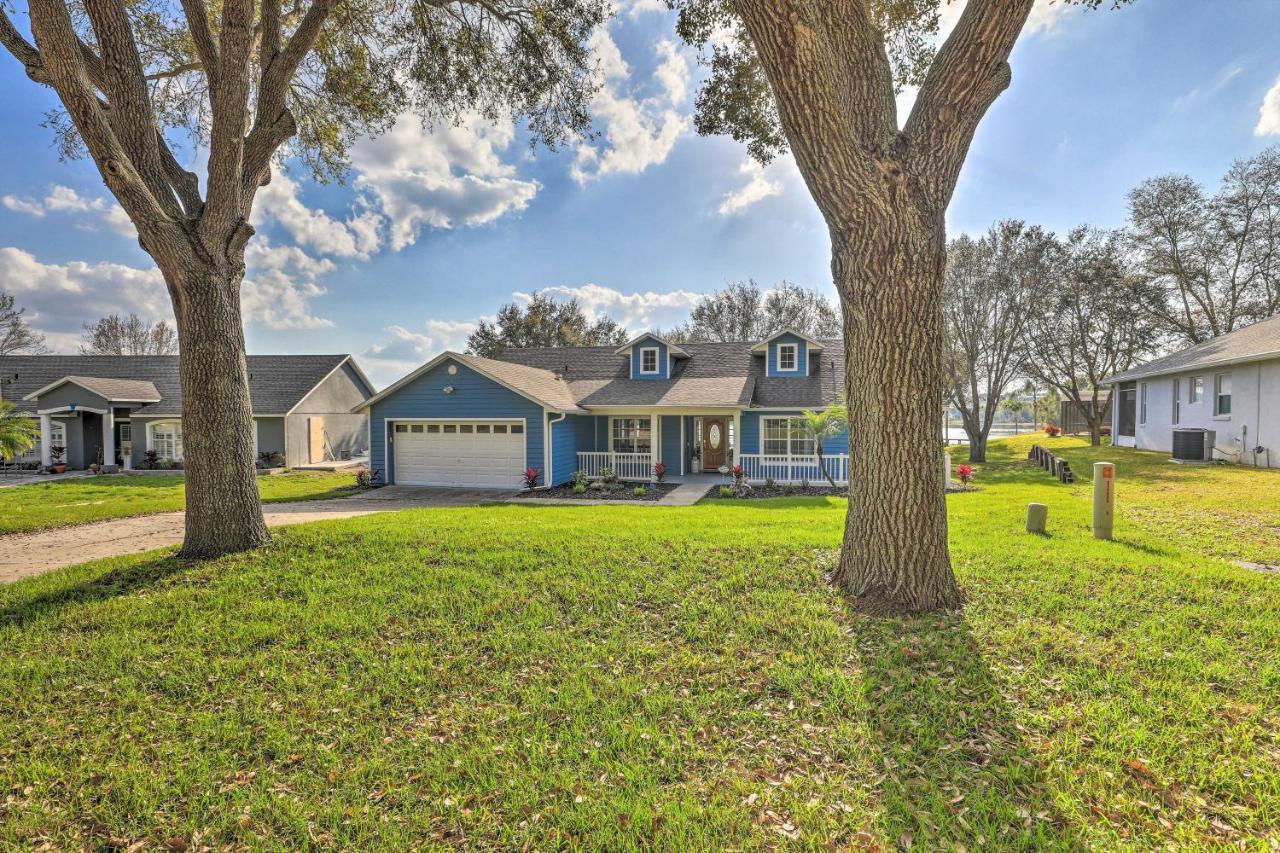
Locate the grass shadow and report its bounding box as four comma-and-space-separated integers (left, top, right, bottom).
851, 611, 1079, 848
0, 553, 191, 629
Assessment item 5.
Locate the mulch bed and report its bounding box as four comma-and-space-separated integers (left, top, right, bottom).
702, 484, 846, 500
518, 482, 679, 502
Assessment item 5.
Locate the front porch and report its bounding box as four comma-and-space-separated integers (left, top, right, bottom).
575, 451, 851, 485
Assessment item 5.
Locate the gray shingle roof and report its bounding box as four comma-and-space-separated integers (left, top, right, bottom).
1107, 314, 1280, 383
454, 354, 587, 413
37, 376, 162, 402
0, 355, 356, 416
496, 339, 845, 409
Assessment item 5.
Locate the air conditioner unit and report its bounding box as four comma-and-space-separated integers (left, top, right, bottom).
1171, 428, 1216, 463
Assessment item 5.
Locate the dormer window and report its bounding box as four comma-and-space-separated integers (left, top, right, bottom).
640, 347, 659, 374
778, 343, 798, 372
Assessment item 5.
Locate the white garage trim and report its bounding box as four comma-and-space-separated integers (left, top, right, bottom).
388, 417, 527, 488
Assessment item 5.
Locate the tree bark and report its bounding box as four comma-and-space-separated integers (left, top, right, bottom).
967, 433, 987, 464
166, 254, 269, 557
830, 220, 962, 615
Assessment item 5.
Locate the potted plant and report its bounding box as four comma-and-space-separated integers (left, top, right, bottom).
49, 445, 67, 474
690, 445, 701, 474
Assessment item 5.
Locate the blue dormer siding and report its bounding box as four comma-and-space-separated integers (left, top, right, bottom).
766, 333, 809, 377
629, 337, 670, 380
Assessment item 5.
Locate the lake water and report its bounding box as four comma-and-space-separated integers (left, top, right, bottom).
944, 425, 1028, 444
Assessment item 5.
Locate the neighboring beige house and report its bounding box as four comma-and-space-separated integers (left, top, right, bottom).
0, 354, 374, 470
1106, 314, 1280, 467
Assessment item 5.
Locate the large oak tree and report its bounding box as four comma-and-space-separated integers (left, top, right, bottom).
670, 0, 1124, 613
2, 0, 606, 556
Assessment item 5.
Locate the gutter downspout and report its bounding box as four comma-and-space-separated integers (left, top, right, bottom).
546, 411, 567, 487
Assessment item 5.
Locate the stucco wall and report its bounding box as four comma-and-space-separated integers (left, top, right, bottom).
284, 361, 372, 466
1121, 358, 1280, 467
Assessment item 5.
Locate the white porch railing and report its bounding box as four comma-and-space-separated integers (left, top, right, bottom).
737, 453, 849, 485
576, 451, 654, 481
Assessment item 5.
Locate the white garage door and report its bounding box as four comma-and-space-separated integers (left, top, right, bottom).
393, 421, 526, 488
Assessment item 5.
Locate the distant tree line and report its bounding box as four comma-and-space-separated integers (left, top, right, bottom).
944, 144, 1280, 460
466, 280, 840, 357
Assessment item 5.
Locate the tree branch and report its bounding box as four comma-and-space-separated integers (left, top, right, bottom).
201, 0, 255, 251
179, 0, 220, 89
26, 0, 175, 237
83, 0, 184, 219
903, 0, 1034, 208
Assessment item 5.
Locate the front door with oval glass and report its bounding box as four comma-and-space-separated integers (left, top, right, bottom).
702, 417, 727, 469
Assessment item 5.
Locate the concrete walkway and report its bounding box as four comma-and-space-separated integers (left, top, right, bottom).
0, 486, 512, 585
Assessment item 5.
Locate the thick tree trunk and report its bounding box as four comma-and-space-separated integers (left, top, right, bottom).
168, 259, 269, 558
967, 433, 988, 464
1089, 423, 1102, 447
831, 221, 963, 615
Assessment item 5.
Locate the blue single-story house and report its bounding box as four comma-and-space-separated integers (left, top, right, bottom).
355, 330, 849, 488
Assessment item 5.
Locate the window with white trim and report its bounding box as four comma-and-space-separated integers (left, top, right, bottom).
611, 417, 652, 453
1214, 373, 1232, 416
639, 347, 659, 374
1172, 378, 1180, 425
1190, 376, 1203, 404
151, 422, 183, 461
1139, 383, 1147, 425
778, 343, 798, 372
762, 416, 815, 456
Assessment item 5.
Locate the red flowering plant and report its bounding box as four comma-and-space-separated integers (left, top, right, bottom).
954, 464, 976, 486
654, 462, 667, 483
1044, 424, 1061, 437
731, 464, 745, 483
522, 467, 542, 490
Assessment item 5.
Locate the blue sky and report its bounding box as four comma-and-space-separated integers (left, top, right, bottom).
2, 1, 1279, 386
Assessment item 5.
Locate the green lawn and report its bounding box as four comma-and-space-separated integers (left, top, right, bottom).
0, 471, 361, 535
1, 439, 1277, 849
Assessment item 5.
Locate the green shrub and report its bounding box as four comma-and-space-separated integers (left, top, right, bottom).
719, 485, 733, 499
572, 483, 587, 494
600, 466, 618, 485
633, 485, 647, 497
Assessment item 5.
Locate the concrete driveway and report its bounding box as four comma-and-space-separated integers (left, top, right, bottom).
0, 486, 513, 585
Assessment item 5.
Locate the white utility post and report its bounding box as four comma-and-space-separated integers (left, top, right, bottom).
1093, 462, 1115, 540
942, 449, 952, 490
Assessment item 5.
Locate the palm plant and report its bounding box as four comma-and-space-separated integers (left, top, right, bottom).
0, 400, 39, 462
800, 399, 849, 488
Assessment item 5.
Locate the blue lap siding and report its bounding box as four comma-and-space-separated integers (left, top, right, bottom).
659, 415, 682, 473
740, 410, 849, 457
766, 333, 810, 377
549, 414, 596, 486
368, 358, 545, 486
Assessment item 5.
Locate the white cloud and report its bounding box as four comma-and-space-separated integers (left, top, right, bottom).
618, 0, 666, 18
241, 239, 336, 330
572, 31, 691, 183
0, 246, 169, 351
517, 282, 702, 330
718, 157, 785, 216
361, 319, 482, 386
252, 172, 381, 258
0, 241, 335, 349
2, 185, 135, 237
350, 114, 540, 251
1257, 75, 1280, 137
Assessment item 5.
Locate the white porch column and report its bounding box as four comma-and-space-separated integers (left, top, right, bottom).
103, 408, 116, 469
39, 414, 52, 467
732, 411, 741, 469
